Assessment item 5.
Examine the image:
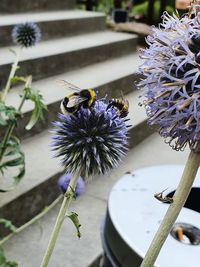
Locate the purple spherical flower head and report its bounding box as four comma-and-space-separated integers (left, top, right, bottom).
12, 22, 41, 47
138, 10, 200, 151
58, 173, 85, 197
51, 99, 129, 178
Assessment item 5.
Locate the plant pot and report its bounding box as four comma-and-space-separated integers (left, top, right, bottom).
101, 165, 200, 267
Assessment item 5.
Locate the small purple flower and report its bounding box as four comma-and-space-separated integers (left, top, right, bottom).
12, 22, 41, 47
58, 173, 85, 197
51, 99, 129, 177
138, 10, 200, 151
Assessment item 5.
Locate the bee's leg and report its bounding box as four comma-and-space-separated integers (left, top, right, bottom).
165, 197, 173, 203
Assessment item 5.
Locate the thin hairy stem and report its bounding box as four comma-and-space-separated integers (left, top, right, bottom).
40, 172, 80, 267
1, 48, 22, 102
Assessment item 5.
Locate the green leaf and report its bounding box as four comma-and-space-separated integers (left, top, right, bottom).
14, 165, 25, 184
1, 156, 24, 168
11, 76, 26, 85
0, 247, 6, 265
0, 103, 21, 125
24, 88, 47, 130
0, 189, 9, 193
0, 247, 19, 267
0, 152, 25, 185
4, 262, 19, 267
25, 104, 41, 130
0, 219, 17, 233
66, 212, 81, 238
0, 116, 7, 126
0, 136, 25, 189
5, 137, 21, 156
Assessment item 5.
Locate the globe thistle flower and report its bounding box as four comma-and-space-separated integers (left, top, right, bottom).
12, 22, 41, 47
51, 100, 129, 178
58, 173, 85, 197
138, 10, 200, 151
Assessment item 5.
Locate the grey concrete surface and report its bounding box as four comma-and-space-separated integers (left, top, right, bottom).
0, 32, 138, 88
0, 10, 106, 46
0, 32, 137, 65
0, 0, 76, 13
2, 134, 190, 267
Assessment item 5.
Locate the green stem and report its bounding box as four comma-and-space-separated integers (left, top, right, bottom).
0, 195, 62, 247
140, 148, 200, 267
40, 172, 80, 267
0, 76, 32, 162
1, 48, 22, 103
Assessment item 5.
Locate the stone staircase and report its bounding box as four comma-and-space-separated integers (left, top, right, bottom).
0, 1, 190, 266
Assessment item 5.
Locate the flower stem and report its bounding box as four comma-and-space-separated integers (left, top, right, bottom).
0, 76, 32, 162
140, 149, 200, 267
1, 48, 22, 103
0, 195, 62, 247
40, 172, 80, 267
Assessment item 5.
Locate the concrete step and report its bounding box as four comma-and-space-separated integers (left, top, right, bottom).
0, 0, 76, 14
2, 134, 190, 267
4, 53, 142, 139
0, 31, 138, 89
0, 10, 106, 47
0, 89, 152, 236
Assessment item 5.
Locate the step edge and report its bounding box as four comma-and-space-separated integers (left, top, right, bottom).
0, 11, 106, 26
0, 32, 138, 65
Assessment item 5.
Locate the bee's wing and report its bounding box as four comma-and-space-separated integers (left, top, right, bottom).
125, 99, 129, 108
67, 95, 87, 108
58, 80, 82, 92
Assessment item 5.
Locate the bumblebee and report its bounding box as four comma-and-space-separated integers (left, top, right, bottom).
107, 97, 129, 118
188, 33, 200, 54
60, 81, 96, 115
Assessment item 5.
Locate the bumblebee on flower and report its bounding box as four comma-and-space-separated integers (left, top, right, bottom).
52, 92, 129, 178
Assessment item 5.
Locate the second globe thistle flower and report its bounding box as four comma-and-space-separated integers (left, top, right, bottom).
12, 22, 41, 47
139, 11, 200, 151
52, 99, 129, 178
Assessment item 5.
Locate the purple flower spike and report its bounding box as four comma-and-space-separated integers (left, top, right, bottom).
51, 99, 129, 177
58, 173, 85, 197
138, 11, 200, 152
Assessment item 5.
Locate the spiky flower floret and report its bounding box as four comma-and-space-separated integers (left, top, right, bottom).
139, 11, 200, 151
12, 22, 41, 47
52, 100, 129, 177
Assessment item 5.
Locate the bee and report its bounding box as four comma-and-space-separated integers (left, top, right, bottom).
154, 188, 173, 203
60, 81, 96, 115
107, 95, 129, 118
188, 33, 200, 54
